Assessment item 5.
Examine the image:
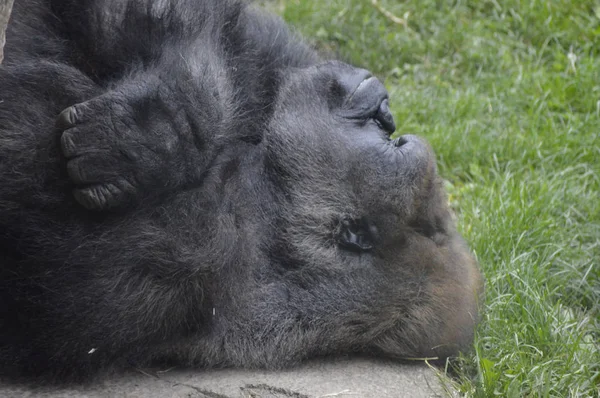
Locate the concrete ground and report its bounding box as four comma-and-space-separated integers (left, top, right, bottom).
0, 357, 452, 398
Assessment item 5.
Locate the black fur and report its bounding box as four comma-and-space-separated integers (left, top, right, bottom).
0, 0, 483, 382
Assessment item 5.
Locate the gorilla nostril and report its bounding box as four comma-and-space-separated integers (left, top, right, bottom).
393, 136, 408, 147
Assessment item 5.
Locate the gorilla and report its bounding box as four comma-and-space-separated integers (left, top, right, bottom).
0, 0, 483, 382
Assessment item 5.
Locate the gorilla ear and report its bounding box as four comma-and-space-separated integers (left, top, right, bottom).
337, 219, 376, 252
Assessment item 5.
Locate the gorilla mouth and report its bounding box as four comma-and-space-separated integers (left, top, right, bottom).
373, 98, 396, 134
343, 74, 396, 133
348, 75, 375, 100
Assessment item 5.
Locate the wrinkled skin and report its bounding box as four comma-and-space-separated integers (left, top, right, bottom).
0, 0, 483, 382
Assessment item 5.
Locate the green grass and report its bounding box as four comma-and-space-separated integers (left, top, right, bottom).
269, 0, 600, 396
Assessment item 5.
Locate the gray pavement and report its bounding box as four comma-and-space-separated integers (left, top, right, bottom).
0, 357, 452, 398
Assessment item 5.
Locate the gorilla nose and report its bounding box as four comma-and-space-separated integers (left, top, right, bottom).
389, 134, 435, 179
392, 136, 408, 147
393, 134, 427, 152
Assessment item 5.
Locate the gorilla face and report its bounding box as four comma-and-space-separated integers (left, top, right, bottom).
189, 62, 483, 367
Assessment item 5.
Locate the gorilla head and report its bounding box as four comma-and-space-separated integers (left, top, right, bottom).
0, 0, 483, 382
186, 61, 483, 367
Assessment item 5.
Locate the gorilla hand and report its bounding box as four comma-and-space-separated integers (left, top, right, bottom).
57, 78, 205, 210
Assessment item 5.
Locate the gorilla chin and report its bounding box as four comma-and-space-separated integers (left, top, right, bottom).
0, 0, 483, 383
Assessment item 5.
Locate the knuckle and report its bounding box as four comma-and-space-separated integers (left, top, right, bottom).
74, 183, 122, 211
61, 132, 77, 157
66, 158, 85, 182
73, 188, 99, 210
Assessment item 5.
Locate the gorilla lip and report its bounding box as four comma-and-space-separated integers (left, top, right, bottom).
347, 76, 377, 102
374, 99, 396, 134
343, 76, 389, 117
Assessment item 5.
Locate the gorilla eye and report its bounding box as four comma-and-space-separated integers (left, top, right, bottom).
337, 219, 375, 252
373, 99, 396, 134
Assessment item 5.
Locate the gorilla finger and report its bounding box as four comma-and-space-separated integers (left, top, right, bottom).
60, 130, 79, 158
73, 183, 124, 211
66, 155, 121, 184
55, 103, 88, 130
61, 129, 110, 158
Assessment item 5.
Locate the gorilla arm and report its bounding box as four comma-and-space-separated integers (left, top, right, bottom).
45, 0, 318, 210
40, 0, 239, 210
